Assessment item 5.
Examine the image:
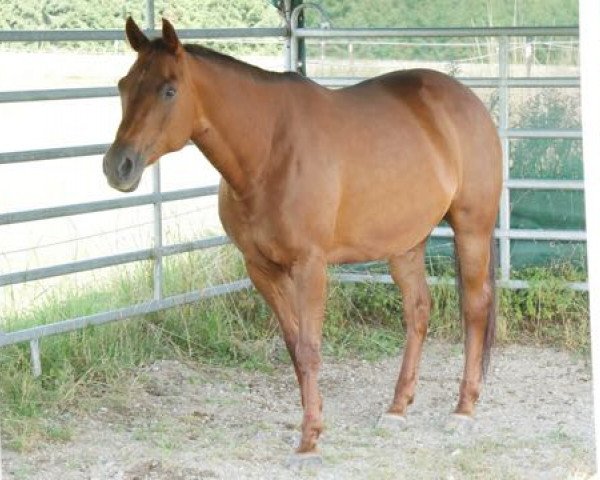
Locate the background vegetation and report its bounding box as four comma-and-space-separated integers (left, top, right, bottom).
0, 0, 578, 30
0, 1, 580, 63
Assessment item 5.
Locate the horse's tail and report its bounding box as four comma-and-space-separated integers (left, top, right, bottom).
454, 236, 496, 378
482, 238, 497, 377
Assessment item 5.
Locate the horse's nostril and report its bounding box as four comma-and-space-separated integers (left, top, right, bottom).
118, 156, 134, 179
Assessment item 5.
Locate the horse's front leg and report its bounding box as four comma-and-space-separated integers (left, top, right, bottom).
244, 257, 303, 388
290, 252, 327, 455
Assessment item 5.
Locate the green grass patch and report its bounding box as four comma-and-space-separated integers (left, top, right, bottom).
0, 246, 590, 451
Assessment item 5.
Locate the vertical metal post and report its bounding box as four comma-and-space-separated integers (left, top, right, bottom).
290, 29, 299, 73
295, 3, 306, 76
146, 0, 163, 301
283, 0, 292, 71
152, 163, 163, 301
289, 2, 308, 73
290, 2, 326, 75
145, 0, 155, 31
498, 36, 511, 282
30, 338, 41, 378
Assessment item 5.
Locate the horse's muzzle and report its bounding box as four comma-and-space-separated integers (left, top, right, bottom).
103, 143, 144, 193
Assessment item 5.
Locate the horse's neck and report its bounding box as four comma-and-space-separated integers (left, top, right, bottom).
188, 55, 280, 197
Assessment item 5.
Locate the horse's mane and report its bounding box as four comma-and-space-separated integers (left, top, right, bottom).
149, 38, 302, 83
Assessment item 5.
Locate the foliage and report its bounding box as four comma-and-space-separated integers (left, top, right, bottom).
0, 0, 578, 57
507, 88, 585, 269
511, 89, 582, 180
0, 0, 282, 54
500, 266, 589, 349
0, 0, 281, 30
315, 0, 578, 28
6, 0, 577, 31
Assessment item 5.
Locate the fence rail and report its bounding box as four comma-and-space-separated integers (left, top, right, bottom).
0, 1, 584, 376
0, 27, 287, 43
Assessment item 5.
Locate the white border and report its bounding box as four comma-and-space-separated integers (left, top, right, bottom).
580, 0, 600, 475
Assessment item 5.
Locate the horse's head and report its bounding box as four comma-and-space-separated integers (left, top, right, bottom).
103, 18, 196, 192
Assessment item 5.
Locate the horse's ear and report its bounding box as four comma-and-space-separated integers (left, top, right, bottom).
162, 18, 182, 55
125, 17, 149, 52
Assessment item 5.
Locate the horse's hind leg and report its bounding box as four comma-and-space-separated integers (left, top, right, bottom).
450, 226, 495, 417
384, 240, 431, 419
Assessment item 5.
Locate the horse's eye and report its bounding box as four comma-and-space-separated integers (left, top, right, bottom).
163, 85, 177, 99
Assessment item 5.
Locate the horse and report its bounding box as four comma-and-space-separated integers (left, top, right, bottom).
103, 18, 502, 463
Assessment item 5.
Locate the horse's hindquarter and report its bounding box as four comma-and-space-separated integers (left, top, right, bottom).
325, 69, 488, 263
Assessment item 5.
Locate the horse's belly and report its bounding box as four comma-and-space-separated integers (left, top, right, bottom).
329, 170, 454, 263
327, 216, 436, 264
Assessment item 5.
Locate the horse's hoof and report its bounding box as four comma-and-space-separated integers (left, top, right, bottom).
444, 413, 474, 434
285, 451, 323, 469
376, 413, 407, 431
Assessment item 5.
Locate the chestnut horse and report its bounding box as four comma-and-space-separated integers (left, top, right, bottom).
103, 18, 502, 461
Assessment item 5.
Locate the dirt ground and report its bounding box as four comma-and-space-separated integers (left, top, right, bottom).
2, 341, 595, 479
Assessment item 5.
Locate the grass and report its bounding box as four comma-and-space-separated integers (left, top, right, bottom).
0, 245, 590, 451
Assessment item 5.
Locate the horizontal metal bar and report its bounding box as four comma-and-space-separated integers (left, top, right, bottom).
506, 179, 584, 190
431, 227, 586, 242
296, 26, 579, 39
315, 77, 580, 89
0, 225, 584, 287
0, 135, 577, 175
1, 75, 579, 105
502, 279, 588, 291
0, 87, 118, 103
0, 185, 219, 225
160, 236, 230, 256
504, 129, 582, 139
0, 249, 154, 286
0, 144, 110, 164
332, 272, 488, 287
0, 279, 252, 347
0, 29, 127, 42
465, 77, 580, 88
0, 27, 286, 43
431, 227, 455, 237
0, 117, 580, 171
331, 272, 587, 291
0, 234, 230, 287
1, 26, 576, 44
0, 268, 587, 348
176, 27, 286, 40
504, 229, 587, 241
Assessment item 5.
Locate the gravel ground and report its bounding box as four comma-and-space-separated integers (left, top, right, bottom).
2, 341, 595, 479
